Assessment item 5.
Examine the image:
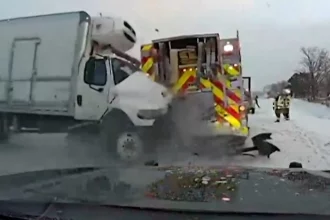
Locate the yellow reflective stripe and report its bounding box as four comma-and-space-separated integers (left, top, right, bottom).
215, 106, 248, 135
211, 80, 243, 131
141, 44, 153, 51
172, 71, 194, 94
142, 57, 153, 72
223, 64, 239, 76
140, 44, 155, 80
230, 89, 241, 99
196, 75, 232, 90
200, 78, 212, 88
241, 126, 249, 135
228, 88, 241, 111
226, 80, 231, 88
203, 79, 247, 134
215, 105, 241, 129
209, 82, 239, 115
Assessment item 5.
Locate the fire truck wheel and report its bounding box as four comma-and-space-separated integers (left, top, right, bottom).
0, 113, 10, 141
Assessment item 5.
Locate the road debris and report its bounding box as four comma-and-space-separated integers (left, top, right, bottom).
146, 167, 248, 202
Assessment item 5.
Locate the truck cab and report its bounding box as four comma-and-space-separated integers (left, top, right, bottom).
74, 16, 172, 125
72, 16, 173, 161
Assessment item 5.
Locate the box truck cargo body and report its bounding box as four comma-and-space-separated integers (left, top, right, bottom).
0, 11, 92, 133
0, 11, 87, 116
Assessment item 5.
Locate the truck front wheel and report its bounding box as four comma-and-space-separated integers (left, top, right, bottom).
100, 110, 144, 162
115, 131, 143, 161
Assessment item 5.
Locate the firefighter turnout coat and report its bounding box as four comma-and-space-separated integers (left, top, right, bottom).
273, 95, 291, 110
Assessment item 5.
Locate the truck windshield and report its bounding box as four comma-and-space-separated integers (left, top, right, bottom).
111, 57, 141, 85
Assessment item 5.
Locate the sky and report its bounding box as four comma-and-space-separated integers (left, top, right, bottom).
2, 0, 330, 90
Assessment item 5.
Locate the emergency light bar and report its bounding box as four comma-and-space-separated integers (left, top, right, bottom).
224, 42, 234, 52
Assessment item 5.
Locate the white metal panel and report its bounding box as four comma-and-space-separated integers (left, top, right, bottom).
243, 78, 250, 90
34, 81, 71, 105
231, 79, 241, 89
0, 11, 89, 115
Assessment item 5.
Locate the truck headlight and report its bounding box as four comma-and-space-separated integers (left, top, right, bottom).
137, 108, 167, 119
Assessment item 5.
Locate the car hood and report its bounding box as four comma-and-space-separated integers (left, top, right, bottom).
0, 166, 329, 215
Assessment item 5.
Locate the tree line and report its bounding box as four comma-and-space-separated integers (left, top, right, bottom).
264, 46, 330, 100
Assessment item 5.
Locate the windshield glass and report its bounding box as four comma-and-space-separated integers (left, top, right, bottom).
1, 0, 330, 217
111, 57, 141, 84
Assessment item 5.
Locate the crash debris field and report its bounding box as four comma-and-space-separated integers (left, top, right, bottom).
0, 98, 329, 176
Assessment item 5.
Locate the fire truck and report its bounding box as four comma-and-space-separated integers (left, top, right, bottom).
140, 32, 249, 148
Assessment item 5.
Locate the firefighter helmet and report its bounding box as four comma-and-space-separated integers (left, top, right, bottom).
283, 88, 291, 95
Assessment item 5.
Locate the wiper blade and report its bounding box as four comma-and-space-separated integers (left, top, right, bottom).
0, 213, 27, 220
0, 166, 102, 188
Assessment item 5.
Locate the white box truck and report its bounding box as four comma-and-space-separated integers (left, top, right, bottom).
0, 11, 173, 161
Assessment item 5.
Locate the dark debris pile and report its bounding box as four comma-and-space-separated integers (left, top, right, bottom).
267, 170, 330, 192
146, 167, 248, 202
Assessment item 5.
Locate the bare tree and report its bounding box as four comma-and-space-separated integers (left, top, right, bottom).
318, 57, 330, 96
299, 46, 329, 100
264, 46, 330, 102
288, 72, 309, 98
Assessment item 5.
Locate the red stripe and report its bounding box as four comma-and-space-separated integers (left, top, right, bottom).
213, 95, 240, 119
141, 56, 150, 64
181, 75, 195, 92
212, 80, 241, 103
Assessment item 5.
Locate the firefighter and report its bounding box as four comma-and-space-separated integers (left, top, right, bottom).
255, 95, 260, 108
282, 89, 291, 120
273, 89, 291, 122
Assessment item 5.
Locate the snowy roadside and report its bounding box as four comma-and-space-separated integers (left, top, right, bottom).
232, 98, 330, 170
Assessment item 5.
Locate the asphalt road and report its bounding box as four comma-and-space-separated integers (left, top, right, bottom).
0, 133, 109, 175
0, 130, 249, 176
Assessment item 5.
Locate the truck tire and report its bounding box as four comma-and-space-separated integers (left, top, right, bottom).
100, 110, 144, 162
0, 113, 10, 141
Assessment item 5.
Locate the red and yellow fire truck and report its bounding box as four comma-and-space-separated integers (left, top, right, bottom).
140, 32, 249, 145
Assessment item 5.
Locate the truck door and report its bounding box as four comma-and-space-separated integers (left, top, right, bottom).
74, 57, 112, 121
7, 38, 41, 106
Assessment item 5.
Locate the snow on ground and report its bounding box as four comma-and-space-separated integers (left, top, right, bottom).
0, 98, 330, 176
231, 98, 330, 170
